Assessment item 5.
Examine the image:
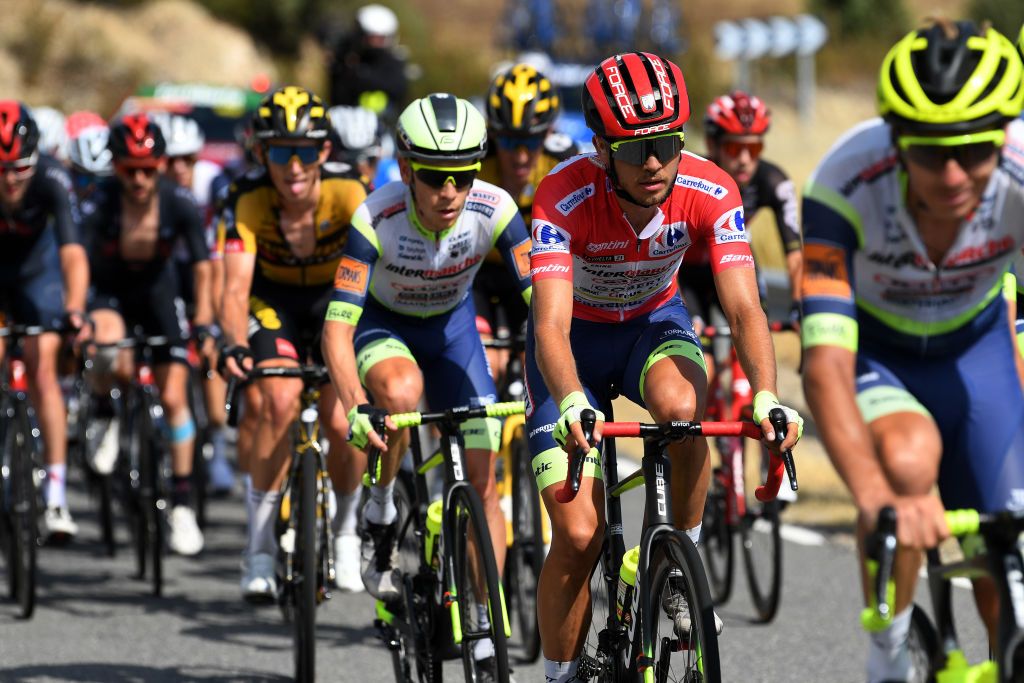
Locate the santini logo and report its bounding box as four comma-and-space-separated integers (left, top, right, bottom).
556, 183, 595, 216
676, 175, 728, 199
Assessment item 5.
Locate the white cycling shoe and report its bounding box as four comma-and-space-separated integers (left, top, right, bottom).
167, 506, 204, 556
334, 533, 364, 593
241, 552, 277, 604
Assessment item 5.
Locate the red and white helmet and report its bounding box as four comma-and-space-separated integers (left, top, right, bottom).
704, 91, 770, 138
582, 52, 689, 140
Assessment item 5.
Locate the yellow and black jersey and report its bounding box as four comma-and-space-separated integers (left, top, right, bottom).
220, 164, 366, 287
478, 146, 572, 225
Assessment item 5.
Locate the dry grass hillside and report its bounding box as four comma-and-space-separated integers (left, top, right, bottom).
0, 0, 276, 114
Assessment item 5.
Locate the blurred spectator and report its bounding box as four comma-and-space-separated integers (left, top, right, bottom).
328, 4, 408, 123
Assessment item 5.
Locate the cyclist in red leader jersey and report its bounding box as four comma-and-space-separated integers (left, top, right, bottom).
526, 52, 803, 682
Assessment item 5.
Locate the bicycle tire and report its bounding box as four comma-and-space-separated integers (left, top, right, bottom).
907, 603, 940, 683
448, 484, 511, 682
508, 433, 542, 663
701, 472, 734, 605
740, 446, 782, 622
583, 542, 630, 682
188, 371, 209, 530
647, 531, 721, 683
6, 402, 37, 619
293, 448, 318, 683
139, 395, 164, 598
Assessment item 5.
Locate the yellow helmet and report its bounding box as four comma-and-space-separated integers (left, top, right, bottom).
877, 20, 1024, 133
486, 63, 560, 136
253, 86, 330, 141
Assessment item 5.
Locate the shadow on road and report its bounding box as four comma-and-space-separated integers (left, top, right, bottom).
0, 663, 290, 682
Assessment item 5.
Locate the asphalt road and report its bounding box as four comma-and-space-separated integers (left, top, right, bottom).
0, 466, 988, 682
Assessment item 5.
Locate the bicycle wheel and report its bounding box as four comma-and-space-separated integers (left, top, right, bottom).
906, 604, 939, 683
700, 471, 733, 605
582, 544, 630, 682
293, 448, 318, 682
5, 402, 37, 618
448, 484, 510, 683
647, 531, 721, 683
138, 396, 164, 597
507, 434, 542, 662
740, 446, 782, 623
188, 371, 209, 530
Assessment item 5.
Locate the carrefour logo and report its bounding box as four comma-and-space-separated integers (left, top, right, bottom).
713, 209, 749, 245
556, 183, 595, 216
650, 221, 690, 257
676, 175, 728, 199
531, 222, 570, 254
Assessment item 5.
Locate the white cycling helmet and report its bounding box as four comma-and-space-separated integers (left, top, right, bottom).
68, 125, 113, 177
153, 112, 205, 157
356, 4, 398, 38
30, 106, 68, 161
329, 105, 383, 161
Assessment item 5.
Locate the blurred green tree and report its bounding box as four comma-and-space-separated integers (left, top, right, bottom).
809, 0, 908, 42
967, 0, 1024, 38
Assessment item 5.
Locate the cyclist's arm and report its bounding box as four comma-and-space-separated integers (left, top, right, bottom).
714, 264, 776, 395
491, 206, 533, 305
799, 193, 892, 510
765, 167, 803, 304
49, 166, 90, 314
219, 204, 256, 349
321, 209, 379, 414
176, 187, 214, 326
532, 277, 581, 406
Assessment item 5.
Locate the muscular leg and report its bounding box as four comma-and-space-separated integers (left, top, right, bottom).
642, 355, 709, 531
362, 356, 423, 487
466, 447, 506, 574
236, 382, 263, 476
858, 412, 941, 613
154, 362, 195, 479
250, 363, 302, 492
537, 475, 606, 661
23, 333, 69, 507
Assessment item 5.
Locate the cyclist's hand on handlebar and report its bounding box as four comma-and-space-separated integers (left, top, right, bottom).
219, 344, 254, 379
752, 391, 803, 451
64, 310, 93, 345
554, 391, 604, 453
347, 403, 390, 451
861, 494, 949, 550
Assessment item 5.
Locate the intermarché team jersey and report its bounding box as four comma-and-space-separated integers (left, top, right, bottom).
327, 179, 532, 323
530, 152, 755, 323
801, 117, 1024, 356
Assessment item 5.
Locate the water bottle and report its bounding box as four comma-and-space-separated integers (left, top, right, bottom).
424, 499, 443, 568
616, 545, 640, 627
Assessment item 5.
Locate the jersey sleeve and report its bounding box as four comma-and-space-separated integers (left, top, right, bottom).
491, 203, 533, 303
326, 203, 380, 326
44, 165, 80, 247
529, 172, 574, 283
761, 162, 801, 254
800, 177, 860, 351
220, 189, 258, 257
173, 185, 209, 263
695, 168, 754, 274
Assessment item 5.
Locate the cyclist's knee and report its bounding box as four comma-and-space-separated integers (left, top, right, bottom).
259, 379, 301, 428
466, 449, 498, 501
550, 508, 604, 565
372, 371, 422, 413
875, 418, 940, 495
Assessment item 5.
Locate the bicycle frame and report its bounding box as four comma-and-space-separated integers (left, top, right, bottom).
865, 508, 1024, 682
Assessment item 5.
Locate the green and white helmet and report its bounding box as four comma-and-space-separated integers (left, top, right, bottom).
395, 93, 487, 164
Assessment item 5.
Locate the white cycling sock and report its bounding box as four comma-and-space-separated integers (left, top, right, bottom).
365, 480, 397, 525
544, 658, 579, 683
866, 606, 914, 683
685, 523, 702, 546
44, 463, 67, 508
246, 488, 280, 557
334, 487, 361, 537
473, 603, 495, 660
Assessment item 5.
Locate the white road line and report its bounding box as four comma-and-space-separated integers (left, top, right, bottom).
780, 524, 827, 546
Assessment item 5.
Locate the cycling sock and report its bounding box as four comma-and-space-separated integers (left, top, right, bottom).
544, 658, 579, 683
171, 475, 192, 508
334, 487, 361, 537
472, 603, 495, 660
210, 427, 227, 461
365, 480, 397, 525
44, 463, 67, 508
685, 524, 702, 546
247, 488, 281, 557
866, 606, 913, 683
